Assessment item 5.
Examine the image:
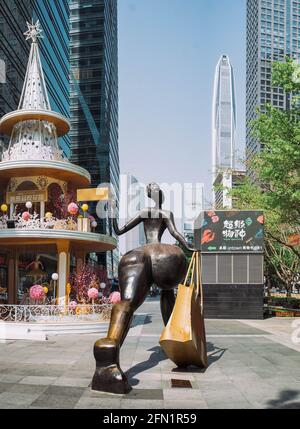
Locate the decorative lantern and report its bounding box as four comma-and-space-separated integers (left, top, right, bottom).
88, 288, 99, 300
30, 285, 45, 302
109, 291, 121, 304
88, 287, 99, 306
68, 203, 79, 216
22, 211, 30, 221
25, 201, 33, 210
69, 301, 78, 310
52, 273, 59, 281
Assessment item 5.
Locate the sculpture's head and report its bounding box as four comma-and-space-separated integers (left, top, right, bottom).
147, 183, 165, 207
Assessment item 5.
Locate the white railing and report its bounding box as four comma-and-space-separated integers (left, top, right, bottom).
0, 304, 112, 323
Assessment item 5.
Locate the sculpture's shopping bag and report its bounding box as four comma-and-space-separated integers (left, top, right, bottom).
159, 252, 208, 368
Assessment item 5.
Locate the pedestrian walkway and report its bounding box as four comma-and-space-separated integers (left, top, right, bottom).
0, 298, 299, 409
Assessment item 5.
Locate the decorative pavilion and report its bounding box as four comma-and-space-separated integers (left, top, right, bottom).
0, 22, 116, 305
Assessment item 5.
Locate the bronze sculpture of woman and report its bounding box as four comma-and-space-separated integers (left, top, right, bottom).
92, 183, 195, 394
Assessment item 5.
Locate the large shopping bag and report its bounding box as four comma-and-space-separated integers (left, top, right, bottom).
159, 252, 208, 368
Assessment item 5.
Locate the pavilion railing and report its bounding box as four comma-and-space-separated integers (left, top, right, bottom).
0, 304, 112, 323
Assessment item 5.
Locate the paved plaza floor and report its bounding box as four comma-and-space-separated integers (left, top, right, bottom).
0, 297, 300, 409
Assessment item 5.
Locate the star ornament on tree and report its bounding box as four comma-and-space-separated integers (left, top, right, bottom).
24, 20, 43, 43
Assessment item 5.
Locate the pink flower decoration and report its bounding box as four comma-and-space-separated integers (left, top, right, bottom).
22, 211, 30, 221
68, 203, 79, 216
212, 216, 220, 223
69, 301, 78, 309
29, 285, 45, 301
109, 291, 121, 304
88, 288, 99, 300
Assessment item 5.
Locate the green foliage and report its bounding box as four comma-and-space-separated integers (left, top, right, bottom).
230, 58, 300, 292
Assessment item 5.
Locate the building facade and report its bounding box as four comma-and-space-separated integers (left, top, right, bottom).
118, 174, 146, 256
212, 55, 237, 208
213, 170, 246, 209
182, 183, 204, 246
0, 0, 70, 156
246, 0, 300, 157
69, 0, 119, 275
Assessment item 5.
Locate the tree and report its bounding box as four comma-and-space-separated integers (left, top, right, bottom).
70, 264, 108, 302
230, 58, 300, 294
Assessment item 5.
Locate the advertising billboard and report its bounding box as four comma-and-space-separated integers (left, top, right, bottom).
194, 210, 264, 253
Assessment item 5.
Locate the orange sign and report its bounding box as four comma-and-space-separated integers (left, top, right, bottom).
77, 187, 109, 202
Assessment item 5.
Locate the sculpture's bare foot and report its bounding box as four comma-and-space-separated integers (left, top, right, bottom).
91, 338, 132, 394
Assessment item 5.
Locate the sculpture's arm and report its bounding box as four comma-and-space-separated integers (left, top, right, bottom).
165, 212, 196, 252
113, 213, 143, 236
110, 199, 143, 236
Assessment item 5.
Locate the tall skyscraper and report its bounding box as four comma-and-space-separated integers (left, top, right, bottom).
246, 0, 300, 157
0, 0, 70, 156
70, 0, 119, 276
212, 54, 237, 208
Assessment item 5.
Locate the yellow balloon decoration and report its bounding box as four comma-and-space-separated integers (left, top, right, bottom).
1, 204, 8, 212
43, 287, 49, 294
81, 204, 89, 212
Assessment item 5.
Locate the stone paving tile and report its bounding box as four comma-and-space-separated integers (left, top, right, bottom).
75, 397, 122, 409
42, 385, 85, 397
0, 392, 40, 407
0, 374, 25, 384
53, 377, 91, 388
163, 400, 208, 409
20, 376, 58, 386
0, 382, 13, 393
125, 388, 164, 401
31, 394, 80, 409
6, 383, 48, 395
163, 388, 204, 402
121, 399, 164, 409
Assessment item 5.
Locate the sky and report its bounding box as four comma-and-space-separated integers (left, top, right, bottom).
118, 0, 246, 208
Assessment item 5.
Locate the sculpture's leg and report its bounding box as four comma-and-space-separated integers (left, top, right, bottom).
92, 251, 151, 394
160, 289, 176, 326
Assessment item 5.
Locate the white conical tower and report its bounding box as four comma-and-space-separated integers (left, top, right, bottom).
18, 21, 50, 111
0, 21, 70, 162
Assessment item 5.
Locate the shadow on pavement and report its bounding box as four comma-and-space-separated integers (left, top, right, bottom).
127, 342, 227, 385
131, 314, 152, 329
266, 390, 300, 409
171, 342, 227, 374
126, 346, 167, 386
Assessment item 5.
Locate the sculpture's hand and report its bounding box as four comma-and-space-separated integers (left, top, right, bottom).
187, 246, 198, 253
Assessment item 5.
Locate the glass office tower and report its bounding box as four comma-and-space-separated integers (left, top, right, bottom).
70, 0, 119, 275
0, 0, 70, 156
246, 0, 300, 157
212, 54, 237, 208
212, 54, 236, 179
